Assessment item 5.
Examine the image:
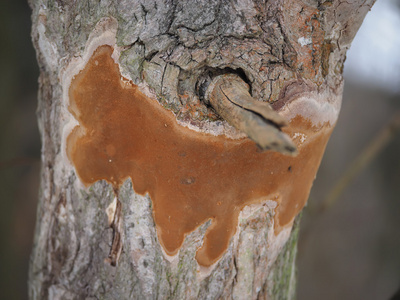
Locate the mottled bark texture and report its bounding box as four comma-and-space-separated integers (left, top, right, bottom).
29, 0, 374, 299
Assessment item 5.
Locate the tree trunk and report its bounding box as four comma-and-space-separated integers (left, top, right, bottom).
28, 0, 374, 299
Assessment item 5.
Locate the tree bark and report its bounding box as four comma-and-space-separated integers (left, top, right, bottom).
28, 0, 374, 299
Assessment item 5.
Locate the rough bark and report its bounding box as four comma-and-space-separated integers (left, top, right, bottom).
29, 0, 374, 299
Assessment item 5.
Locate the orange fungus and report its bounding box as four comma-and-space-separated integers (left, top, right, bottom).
67, 45, 333, 267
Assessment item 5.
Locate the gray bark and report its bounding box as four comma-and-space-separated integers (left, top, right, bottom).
29, 0, 374, 299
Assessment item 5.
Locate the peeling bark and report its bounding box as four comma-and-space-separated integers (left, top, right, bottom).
29, 0, 374, 299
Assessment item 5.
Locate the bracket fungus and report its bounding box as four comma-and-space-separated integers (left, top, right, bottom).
67, 45, 336, 267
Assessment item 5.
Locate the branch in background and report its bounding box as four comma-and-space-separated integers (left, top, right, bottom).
318, 110, 400, 213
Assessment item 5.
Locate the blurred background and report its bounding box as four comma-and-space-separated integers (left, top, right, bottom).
298, 0, 400, 299
0, 0, 398, 299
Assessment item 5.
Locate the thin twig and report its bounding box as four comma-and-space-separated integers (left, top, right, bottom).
318, 110, 400, 213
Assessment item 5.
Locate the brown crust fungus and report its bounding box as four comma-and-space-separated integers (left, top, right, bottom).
67, 45, 334, 267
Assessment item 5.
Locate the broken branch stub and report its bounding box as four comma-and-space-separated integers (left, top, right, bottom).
204, 74, 298, 156
66, 45, 336, 268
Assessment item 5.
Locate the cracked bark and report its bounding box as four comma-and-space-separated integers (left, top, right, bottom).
29, 0, 374, 299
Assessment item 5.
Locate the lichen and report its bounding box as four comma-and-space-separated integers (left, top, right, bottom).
268, 214, 301, 300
